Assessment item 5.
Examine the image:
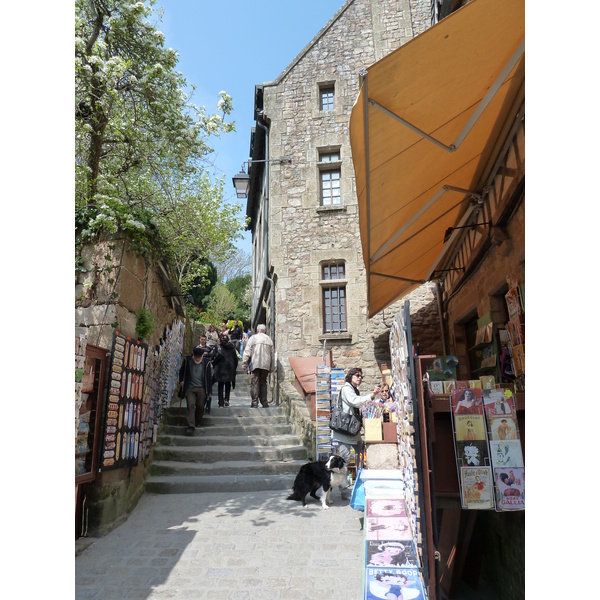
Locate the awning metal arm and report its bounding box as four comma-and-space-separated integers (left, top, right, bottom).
371, 185, 480, 263
368, 38, 525, 153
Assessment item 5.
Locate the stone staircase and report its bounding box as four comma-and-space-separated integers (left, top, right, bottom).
145, 366, 308, 494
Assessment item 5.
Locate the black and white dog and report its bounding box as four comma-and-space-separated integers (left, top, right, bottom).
286, 454, 348, 509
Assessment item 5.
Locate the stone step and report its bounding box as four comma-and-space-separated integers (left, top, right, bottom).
160, 422, 293, 437
157, 432, 302, 447
163, 408, 287, 427
149, 458, 306, 477
145, 473, 297, 494
151, 444, 308, 463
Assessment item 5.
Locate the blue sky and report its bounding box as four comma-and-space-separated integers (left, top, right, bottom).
154, 0, 347, 256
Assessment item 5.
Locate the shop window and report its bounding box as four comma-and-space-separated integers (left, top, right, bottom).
321, 262, 347, 333
319, 84, 335, 111
318, 149, 341, 206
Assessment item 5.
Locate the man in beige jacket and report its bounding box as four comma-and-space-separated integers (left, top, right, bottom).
241, 324, 275, 407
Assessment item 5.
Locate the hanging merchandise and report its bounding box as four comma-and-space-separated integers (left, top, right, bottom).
100, 332, 148, 471
315, 365, 332, 461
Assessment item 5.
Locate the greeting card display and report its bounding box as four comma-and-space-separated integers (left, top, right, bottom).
460, 466, 495, 510
494, 467, 525, 510
428, 380, 444, 395
365, 540, 419, 568
364, 567, 426, 600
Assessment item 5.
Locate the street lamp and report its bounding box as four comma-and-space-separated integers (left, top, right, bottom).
231, 157, 292, 200
232, 165, 251, 199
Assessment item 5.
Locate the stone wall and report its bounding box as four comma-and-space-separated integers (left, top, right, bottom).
75, 235, 189, 537
262, 0, 432, 390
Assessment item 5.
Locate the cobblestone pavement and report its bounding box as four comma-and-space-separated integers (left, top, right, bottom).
75, 489, 365, 600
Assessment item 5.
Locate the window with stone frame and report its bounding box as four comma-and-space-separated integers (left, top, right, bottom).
319, 84, 335, 111
318, 149, 341, 206
321, 261, 347, 334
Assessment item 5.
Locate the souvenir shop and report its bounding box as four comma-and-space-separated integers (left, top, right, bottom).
75, 321, 185, 538
345, 1, 525, 596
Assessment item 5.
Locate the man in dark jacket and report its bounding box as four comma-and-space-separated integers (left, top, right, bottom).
196, 334, 216, 414
179, 346, 207, 435
229, 322, 243, 353
211, 334, 238, 407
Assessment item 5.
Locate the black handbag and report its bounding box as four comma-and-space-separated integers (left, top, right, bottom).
329, 390, 362, 436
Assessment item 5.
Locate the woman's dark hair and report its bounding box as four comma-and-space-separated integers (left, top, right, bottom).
219, 334, 229, 344
345, 367, 363, 383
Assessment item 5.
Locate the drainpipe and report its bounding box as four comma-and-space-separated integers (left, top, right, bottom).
435, 281, 448, 356
255, 118, 279, 405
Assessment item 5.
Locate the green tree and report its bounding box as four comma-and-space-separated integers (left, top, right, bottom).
75, 0, 245, 287
207, 283, 238, 324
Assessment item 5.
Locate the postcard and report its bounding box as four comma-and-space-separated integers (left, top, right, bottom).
479, 375, 495, 390
505, 287, 522, 317
460, 466, 495, 510
451, 387, 484, 415
365, 516, 413, 541
468, 380, 482, 389
454, 414, 486, 441
456, 440, 489, 468
364, 567, 426, 600
489, 440, 524, 469
365, 540, 419, 568
428, 380, 444, 395
482, 389, 515, 417
488, 415, 518, 441
455, 380, 469, 389
366, 498, 407, 518
443, 380, 456, 394
494, 467, 525, 510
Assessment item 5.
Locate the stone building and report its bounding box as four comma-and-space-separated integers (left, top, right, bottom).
243, 0, 442, 396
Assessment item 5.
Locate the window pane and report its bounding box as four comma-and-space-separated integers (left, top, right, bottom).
320, 88, 334, 111
322, 284, 347, 333
320, 169, 341, 206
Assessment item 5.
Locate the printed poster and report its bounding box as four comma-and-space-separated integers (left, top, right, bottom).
488, 416, 518, 441
489, 440, 524, 469
451, 388, 484, 415
460, 466, 494, 510
494, 467, 525, 510
365, 516, 413, 541
364, 567, 426, 600
456, 440, 489, 468
366, 498, 407, 519
454, 414, 486, 441
365, 540, 419, 568
482, 389, 515, 417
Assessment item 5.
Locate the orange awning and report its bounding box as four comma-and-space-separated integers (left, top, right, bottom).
350, 0, 525, 317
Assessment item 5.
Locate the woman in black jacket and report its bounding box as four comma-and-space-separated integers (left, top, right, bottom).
211, 334, 238, 407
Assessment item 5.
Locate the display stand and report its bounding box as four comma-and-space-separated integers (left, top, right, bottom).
315, 365, 332, 461
359, 300, 432, 599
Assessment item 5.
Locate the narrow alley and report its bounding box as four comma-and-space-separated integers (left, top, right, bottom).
75, 369, 366, 600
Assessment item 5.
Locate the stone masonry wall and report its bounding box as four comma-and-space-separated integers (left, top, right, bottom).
263, 0, 433, 388
75, 235, 189, 536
